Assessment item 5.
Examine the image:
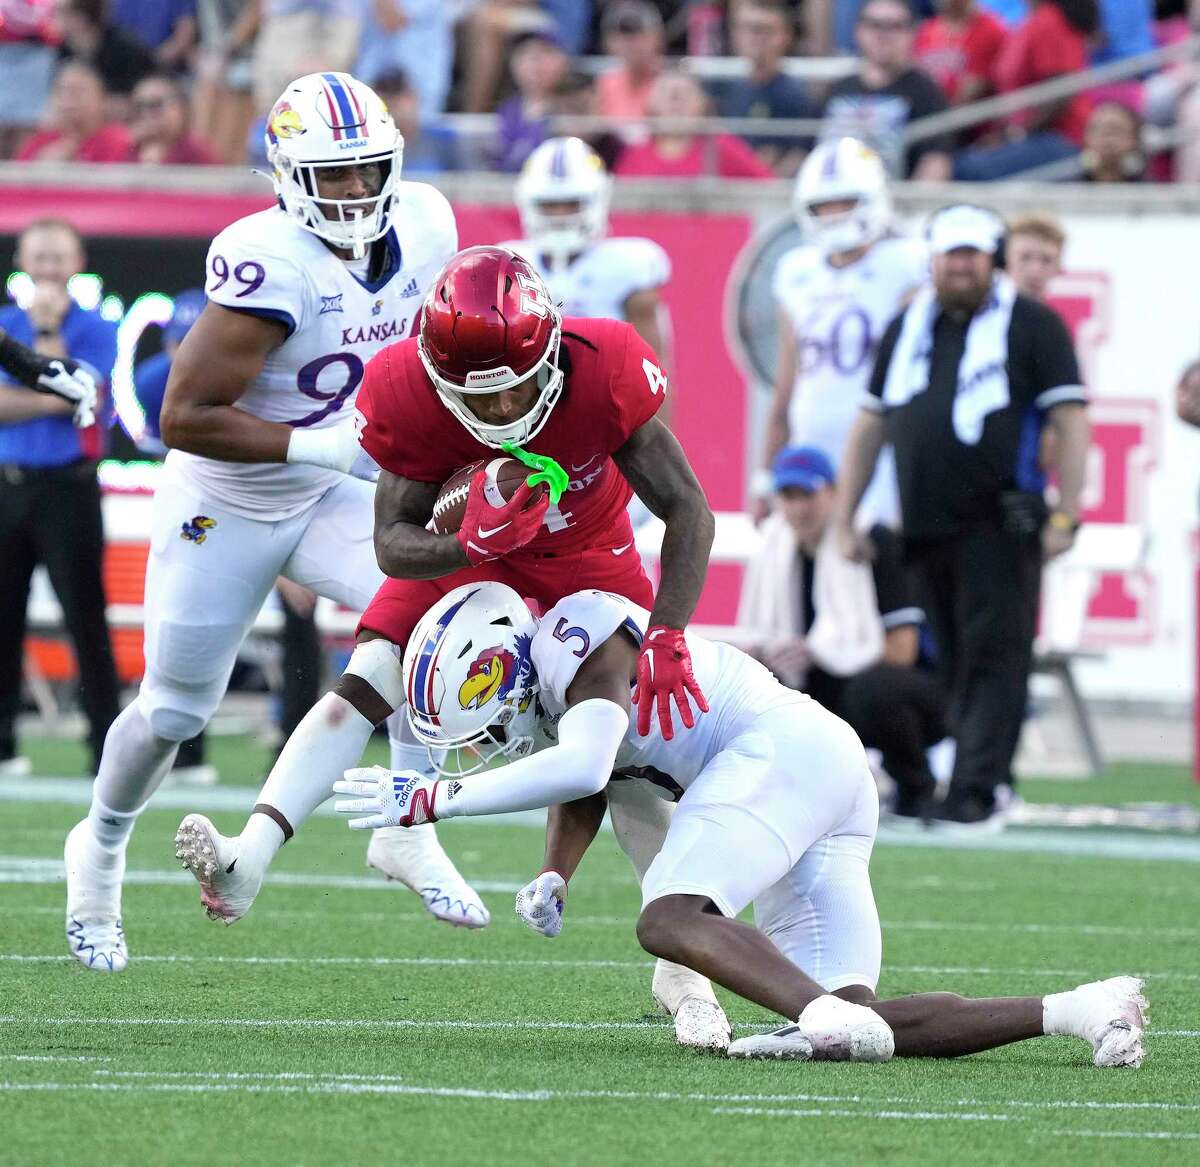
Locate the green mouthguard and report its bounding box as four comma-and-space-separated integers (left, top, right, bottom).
501, 441, 569, 506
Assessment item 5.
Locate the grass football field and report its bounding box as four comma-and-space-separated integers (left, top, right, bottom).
2, 739, 1198, 1166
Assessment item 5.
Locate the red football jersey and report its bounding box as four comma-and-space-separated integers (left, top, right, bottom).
357, 317, 666, 553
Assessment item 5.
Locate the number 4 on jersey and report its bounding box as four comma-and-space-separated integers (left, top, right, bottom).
642, 358, 668, 397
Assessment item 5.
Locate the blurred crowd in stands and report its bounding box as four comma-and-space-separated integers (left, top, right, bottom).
0, 0, 1197, 181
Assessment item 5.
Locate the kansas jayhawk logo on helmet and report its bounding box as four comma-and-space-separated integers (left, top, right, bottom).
458, 646, 517, 711
266, 100, 306, 143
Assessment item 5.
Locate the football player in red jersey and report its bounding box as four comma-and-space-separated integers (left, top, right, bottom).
174, 246, 728, 1046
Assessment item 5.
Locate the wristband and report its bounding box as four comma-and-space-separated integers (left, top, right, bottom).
286, 425, 348, 471
36, 327, 58, 338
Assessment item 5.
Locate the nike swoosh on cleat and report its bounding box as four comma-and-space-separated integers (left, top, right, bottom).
476, 521, 511, 538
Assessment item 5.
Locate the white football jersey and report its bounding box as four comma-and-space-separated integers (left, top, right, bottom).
773, 234, 926, 468
532, 590, 806, 797
165, 182, 457, 520
502, 236, 670, 321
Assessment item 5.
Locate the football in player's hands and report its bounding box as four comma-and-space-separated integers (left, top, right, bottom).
430, 456, 547, 535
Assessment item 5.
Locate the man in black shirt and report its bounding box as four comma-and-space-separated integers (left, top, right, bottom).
717, 0, 813, 176
739, 446, 946, 818
820, 0, 953, 180
834, 204, 1091, 824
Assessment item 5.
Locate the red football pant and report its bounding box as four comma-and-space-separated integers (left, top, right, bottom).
358, 542, 655, 648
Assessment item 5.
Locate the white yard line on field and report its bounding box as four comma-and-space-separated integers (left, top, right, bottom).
712, 1105, 1010, 1123
1049, 1130, 1200, 1141
0, 1054, 111, 1064
0, 856, 522, 894
0, 1015, 672, 1032
7, 776, 1200, 863
0, 954, 654, 970
87, 1071, 1200, 1114
11, 898, 1200, 941
4, 1068, 1200, 1121
3, 1012, 1197, 1037
4, 953, 1199, 983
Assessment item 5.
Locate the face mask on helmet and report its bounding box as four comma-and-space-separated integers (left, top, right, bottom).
402, 583, 542, 778
794, 139, 892, 257
265, 72, 404, 259
515, 137, 612, 274
417, 246, 566, 448
422, 330, 565, 449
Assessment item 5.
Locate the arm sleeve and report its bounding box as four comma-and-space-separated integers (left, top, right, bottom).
869, 525, 924, 629
862, 313, 904, 413
607, 324, 667, 446
438, 699, 629, 818
204, 226, 310, 338
1027, 302, 1086, 410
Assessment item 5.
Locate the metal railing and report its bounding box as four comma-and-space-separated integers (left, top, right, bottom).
573, 53, 859, 83
903, 35, 1199, 146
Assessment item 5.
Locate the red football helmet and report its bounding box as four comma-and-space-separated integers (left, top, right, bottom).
417, 245, 564, 447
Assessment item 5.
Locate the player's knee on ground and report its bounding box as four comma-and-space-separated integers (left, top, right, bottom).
333, 636, 406, 725
636, 895, 711, 962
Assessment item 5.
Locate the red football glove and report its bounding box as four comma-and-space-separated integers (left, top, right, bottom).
456, 470, 550, 565
633, 625, 709, 741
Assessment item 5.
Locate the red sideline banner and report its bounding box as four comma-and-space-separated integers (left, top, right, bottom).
1, 186, 754, 627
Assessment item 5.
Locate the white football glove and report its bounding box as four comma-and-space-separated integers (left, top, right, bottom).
515, 871, 567, 938
333, 767, 442, 830
38, 360, 97, 428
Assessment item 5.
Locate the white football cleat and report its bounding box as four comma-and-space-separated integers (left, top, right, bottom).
651, 960, 731, 1052
367, 825, 489, 929
799, 994, 894, 1062
64, 820, 127, 973
1065, 976, 1148, 1068
727, 1023, 814, 1061
175, 814, 264, 924
672, 998, 733, 1052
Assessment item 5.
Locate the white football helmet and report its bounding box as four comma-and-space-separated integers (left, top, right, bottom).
793, 137, 892, 257
265, 72, 403, 259
403, 583, 541, 779
515, 137, 612, 273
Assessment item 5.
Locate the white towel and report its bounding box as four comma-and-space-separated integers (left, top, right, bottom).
881, 273, 1017, 445
736, 511, 802, 644
806, 524, 885, 678
736, 514, 884, 680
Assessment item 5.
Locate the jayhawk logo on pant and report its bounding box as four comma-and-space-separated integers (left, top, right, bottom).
180, 515, 217, 544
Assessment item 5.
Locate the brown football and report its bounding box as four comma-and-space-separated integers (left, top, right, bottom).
429, 455, 545, 535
